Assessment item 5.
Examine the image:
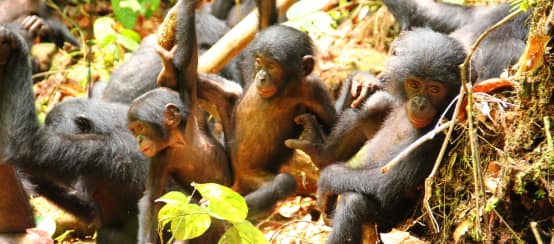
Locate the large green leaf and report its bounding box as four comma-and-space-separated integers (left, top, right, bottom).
231, 220, 268, 244
157, 201, 211, 240
194, 183, 248, 222
218, 226, 241, 244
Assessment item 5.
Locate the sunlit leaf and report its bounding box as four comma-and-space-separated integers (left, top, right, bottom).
35, 216, 56, 237
156, 191, 192, 206
170, 204, 211, 240
111, 0, 139, 28
284, 12, 335, 32
286, 0, 328, 20
140, 0, 161, 17
218, 226, 241, 244
93, 17, 116, 45
194, 183, 248, 222
231, 220, 269, 244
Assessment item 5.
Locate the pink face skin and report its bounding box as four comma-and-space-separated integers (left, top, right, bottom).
128, 121, 167, 157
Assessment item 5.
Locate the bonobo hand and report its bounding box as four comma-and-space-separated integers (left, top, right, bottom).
284, 113, 325, 165
16, 15, 80, 48
349, 72, 384, 108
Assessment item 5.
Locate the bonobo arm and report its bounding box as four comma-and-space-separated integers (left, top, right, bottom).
138, 157, 170, 244
287, 90, 395, 168
300, 76, 337, 131
197, 73, 242, 137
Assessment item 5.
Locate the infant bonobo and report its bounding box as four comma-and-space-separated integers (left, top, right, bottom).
128, 87, 232, 243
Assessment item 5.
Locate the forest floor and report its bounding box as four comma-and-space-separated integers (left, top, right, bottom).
30, 1, 553, 243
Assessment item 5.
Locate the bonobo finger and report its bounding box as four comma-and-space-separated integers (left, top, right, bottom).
351, 86, 369, 108
154, 44, 176, 59
293, 113, 315, 125
284, 139, 306, 149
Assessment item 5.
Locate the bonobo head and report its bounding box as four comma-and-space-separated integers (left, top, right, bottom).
127, 87, 189, 157
248, 25, 315, 98
383, 28, 466, 128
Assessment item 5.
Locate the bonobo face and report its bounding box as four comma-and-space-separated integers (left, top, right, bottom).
128, 120, 167, 157
404, 77, 447, 128
254, 54, 283, 99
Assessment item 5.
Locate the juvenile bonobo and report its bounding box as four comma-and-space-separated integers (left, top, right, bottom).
200, 25, 337, 218
129, 89, 232, 244
0, 24, 147, 243
311, 28, 464, 243
286, 71, 392, 168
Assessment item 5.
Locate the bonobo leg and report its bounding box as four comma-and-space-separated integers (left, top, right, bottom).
244, 173, 297, 220
325, 192, 378, 244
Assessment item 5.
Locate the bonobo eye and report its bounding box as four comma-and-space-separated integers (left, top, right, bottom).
428, 85, 441, 94
74, 115, 92, 133
407, 79, 420, 90
255, 58, 262, 69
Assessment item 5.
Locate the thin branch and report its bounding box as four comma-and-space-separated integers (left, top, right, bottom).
380, 121, 452, 174
422, 9, 524, 235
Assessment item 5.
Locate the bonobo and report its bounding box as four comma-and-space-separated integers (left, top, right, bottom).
129, 88, 232, 243
0, 24, 147, 243
383, 0, 530, 80
297, 28, 465, 243
199, 25, 337, 218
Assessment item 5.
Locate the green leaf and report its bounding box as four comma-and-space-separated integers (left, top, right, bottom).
286, 0, 328, 20
93, 17, 117, 45
35, 216, 56, 237
139, 0, 161, 17
117, 30, 140, 51
231, 220, 268, 244
111, 0, 139, 28
156, 191, 192, 206
218, 226, 241, 244
194, 183, 248, 222
170, 204, 211, 240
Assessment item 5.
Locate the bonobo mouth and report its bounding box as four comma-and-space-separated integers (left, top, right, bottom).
141, 145, 152, 154
409, 116, 433, 129
257, 87, 277, 98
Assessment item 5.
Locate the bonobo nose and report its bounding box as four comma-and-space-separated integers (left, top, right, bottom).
411, 97, 427, 110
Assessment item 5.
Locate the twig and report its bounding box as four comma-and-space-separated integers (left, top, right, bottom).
380, 121, 452, 174
492, 209, 523, 243
544, 116, 553, 150
422, 9, 524, 235
530, 221, 544, 244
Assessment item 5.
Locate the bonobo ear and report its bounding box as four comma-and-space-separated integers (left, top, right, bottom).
302, 55, 315, 76
74, 115, 92, 133
164, 103, 181, 128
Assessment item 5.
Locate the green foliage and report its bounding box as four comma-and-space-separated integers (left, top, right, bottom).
111, 0, 160, 29
93, 16, 141, 67
508, 0, 536, 11
157, 183, 267, 244
284, 0, 336, 32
